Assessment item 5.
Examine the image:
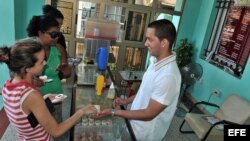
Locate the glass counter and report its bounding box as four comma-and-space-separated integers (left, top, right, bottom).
71, 85, 136, 141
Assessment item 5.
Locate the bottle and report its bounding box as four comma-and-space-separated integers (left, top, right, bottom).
96, 74, 105, 96
102, 78, 106, 93
77, 62, 84, 77
107, 82, 115, 99
97, 47, 108, 70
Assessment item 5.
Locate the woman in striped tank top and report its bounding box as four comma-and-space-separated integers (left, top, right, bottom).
0, 38, 97, 141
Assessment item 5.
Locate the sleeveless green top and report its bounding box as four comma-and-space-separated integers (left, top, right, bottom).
40, 46, 63, 94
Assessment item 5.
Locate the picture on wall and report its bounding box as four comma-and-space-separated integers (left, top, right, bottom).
206, 5, 250, 78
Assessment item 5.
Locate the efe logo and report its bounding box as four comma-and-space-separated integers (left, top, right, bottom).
224, 125, 249, 141
228, 129, 246, 136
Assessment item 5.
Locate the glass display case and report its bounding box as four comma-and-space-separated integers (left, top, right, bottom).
56, 1, 74, 34
109, 45, 120, 70
47, 0, 185, 71
76, 1, 101, 38
124, 9, 149, 43
71, 85, 136, 141
124, 47, 147, 70
75, 42, 84, 57
104, 5, 126, 42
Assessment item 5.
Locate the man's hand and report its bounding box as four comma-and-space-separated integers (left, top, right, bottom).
94, 108, 112, 119
113, 97, 127, 108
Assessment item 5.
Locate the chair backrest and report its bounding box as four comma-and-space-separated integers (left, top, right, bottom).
215, 95, 250, 124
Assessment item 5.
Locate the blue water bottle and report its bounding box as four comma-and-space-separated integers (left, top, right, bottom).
97, 47, 108, 70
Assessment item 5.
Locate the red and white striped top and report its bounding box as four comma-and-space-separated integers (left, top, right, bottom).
2, 80, 53, 141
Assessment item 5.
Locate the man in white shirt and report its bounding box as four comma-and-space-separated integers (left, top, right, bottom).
98, 19, 181, 141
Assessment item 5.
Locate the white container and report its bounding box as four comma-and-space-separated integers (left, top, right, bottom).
107, 82, 115, 99
77, 63, 97, 85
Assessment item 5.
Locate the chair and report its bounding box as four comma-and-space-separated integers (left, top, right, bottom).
179, 95, 250, 141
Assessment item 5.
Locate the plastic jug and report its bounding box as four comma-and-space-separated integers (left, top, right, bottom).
107, 82, 115, 99
77, 63, 85, 77
97, 47, 108, 70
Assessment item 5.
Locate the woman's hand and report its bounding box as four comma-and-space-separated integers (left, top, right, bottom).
79, 104, 98, 116
56, 63, 72, 78
32, 76, 44, 87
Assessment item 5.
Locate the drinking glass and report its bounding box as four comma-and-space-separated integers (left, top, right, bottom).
112, 117, 124, 141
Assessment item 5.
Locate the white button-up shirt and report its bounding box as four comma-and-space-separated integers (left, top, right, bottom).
130, 52, 181, 141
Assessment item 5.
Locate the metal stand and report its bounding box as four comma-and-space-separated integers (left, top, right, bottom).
175, 83, 187, 117
175, 107, 187, 117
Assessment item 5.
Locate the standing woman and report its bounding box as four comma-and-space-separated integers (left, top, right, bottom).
0, 38, 97, 140
27, 15, 71, 94
42, 4, 67, 50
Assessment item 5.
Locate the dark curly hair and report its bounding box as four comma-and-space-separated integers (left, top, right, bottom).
0, 46, 10, 64
43, 4, 64, 19
26, 15, 59, 37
